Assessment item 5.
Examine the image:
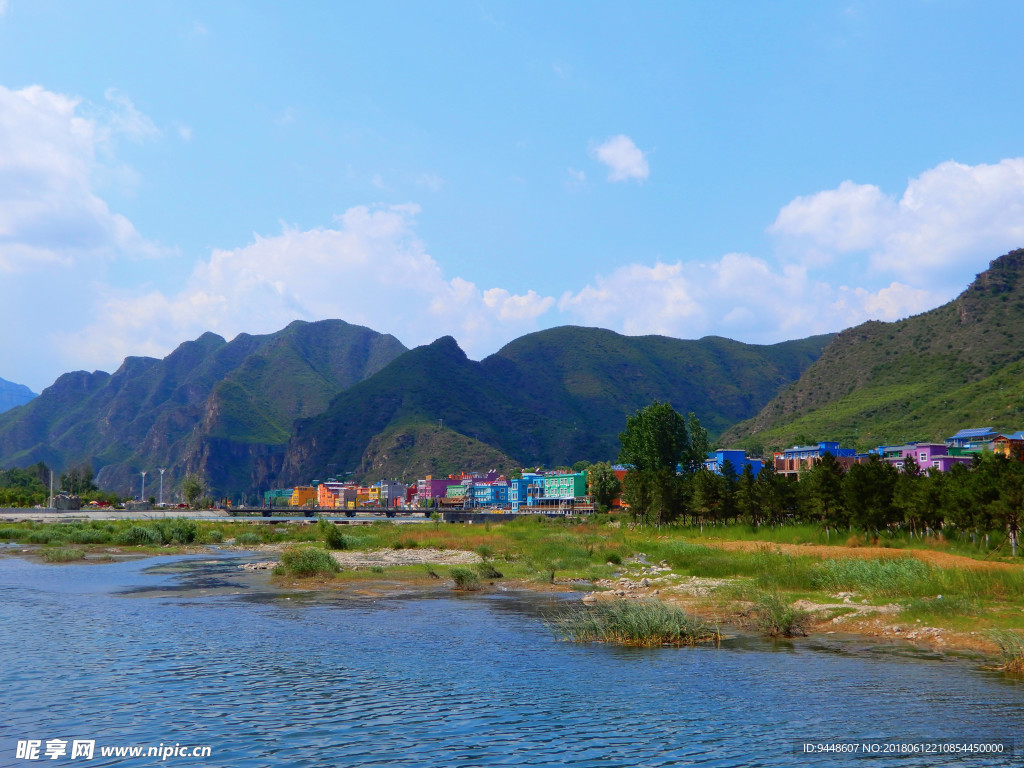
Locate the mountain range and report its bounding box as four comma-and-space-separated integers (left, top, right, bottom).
0, 322, 830, 497
6, 247, 1024, 499
0, 320, 406, 497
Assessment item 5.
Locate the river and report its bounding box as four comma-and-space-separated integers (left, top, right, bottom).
1, 552, 1021, 767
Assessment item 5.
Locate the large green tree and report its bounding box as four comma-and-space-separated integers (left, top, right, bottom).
618, 401, 691, 525
182, 473, 206, 509
843, 455, 898, 533
802, 452, 846, 528
586, 461, 622, 510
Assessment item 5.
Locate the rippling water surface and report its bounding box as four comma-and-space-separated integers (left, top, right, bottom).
1, 553, 1022, 767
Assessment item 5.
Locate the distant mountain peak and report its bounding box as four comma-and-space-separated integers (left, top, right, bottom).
0, 377, 37, 414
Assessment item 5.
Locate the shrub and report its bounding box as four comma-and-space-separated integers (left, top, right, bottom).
755, 593, 810, 638
603, 551, 623, 565
115, 526, 161, 546
475, 545, 494, 560
0, 526, 22, 541
318, 520, 349, 550
204, 529, 224, 544
476, 562, 503, 579
450, 566, 481, 591
27, 530, 65, 545
41, 547, 86, 563
548, 600, 720, 647
278, 547, 341, 578
235, 532, 262, 546
166, 519, 199, 544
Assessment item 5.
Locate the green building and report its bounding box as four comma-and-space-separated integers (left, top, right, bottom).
264, 488, 294, 508
542, 472, 587, 499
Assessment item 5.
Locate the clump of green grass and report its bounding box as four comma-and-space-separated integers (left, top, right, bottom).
66, 528, 112, 545
277, 547, 341, 578
450, 566, 481, 591
549, 599, 720, 648
41, 547, 86, 563
811, 557, 931, 597
370, 566, 385, 574
235, 532, 262, 546
204, 529, 224, 544
476, 562, 503, 579
902, 594, 980, 620
602, 551, 622, 565
27, 530, 66, 545
0, 526, 21, 541
115, 526, 161, 546
424, 566, 440, 579
986, 629, 1024, 673
755, 592, 810, 637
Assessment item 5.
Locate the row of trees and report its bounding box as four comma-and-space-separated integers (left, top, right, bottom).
617, 402, 1024, 554
0, 461, 208, 509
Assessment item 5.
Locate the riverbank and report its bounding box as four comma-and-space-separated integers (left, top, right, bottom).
3, 515, 1023, 663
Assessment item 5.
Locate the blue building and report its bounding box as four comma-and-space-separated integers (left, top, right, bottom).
471, 482, 509, 508
780, 442, 855, 461
945, 427, 999, 449
703, 450, 763, 477
509, 474, 542, 511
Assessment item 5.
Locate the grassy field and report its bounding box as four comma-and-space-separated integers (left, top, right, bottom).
3, 515, 1023, 658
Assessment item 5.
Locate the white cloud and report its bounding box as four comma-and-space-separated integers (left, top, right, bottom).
568, 168, 586, 182
771, 159, 1024, 284
0, 84, 159, 273
59, 204, 557, 368
591, 134, 649, 182
102, 88, 161, 142
559, 253, 939, 344
175, 122, 193, 141
0, 1, 8, 17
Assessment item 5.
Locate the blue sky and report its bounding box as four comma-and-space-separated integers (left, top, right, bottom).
4, 1, 1024, 391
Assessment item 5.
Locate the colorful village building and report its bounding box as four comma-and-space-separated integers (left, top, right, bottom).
703, 449, 763, 477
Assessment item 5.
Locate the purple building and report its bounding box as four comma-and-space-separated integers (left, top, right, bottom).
884, 443, 972, 473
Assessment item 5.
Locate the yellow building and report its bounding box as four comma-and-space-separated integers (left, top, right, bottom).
289, 485, 317, 507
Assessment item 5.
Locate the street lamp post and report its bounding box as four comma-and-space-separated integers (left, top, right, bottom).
158, 468, 166, 506
140, 470, 147, 502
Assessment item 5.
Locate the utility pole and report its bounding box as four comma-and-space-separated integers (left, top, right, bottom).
49, 470, 54, 509
158, 468, 166, 506
140, 470, 147, 502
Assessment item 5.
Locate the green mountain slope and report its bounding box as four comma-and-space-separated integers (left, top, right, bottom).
280, 327, 833, 483
0, 320, 406, 496
722, 248, 1024, 451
